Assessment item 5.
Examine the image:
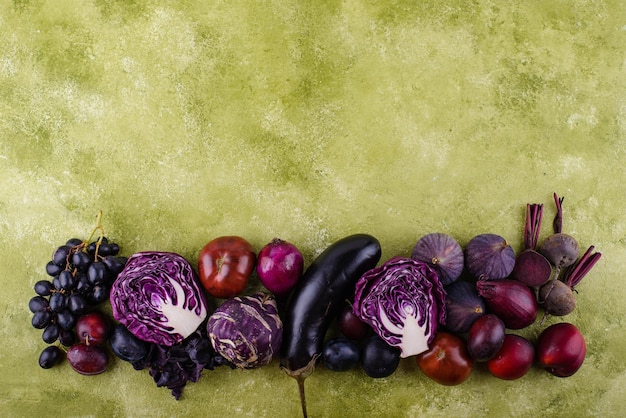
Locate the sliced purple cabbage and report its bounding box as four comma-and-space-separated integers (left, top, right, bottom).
353, 256, 446, 358
110, 251, 208, 346
207, 292, 282, 369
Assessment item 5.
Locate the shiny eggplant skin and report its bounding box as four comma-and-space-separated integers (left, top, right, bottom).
280, 234, 381, 374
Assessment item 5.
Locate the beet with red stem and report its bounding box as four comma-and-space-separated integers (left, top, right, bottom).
538, 245, 602, 318
512, 203, 553, 287
539, 193, 580, 276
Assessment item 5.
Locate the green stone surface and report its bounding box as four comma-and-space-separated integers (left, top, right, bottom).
1, 1, 625, 417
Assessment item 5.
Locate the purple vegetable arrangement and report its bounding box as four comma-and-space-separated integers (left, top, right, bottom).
28, 194, 602, 416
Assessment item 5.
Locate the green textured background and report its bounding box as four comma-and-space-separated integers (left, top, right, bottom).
1, 1, 625, 417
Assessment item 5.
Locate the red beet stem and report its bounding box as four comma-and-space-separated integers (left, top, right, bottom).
563, 245, 602, 289
553, 192, 565, 234
524, 203, 544, 250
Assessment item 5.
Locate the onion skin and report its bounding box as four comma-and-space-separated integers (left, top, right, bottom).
465, 234, 516, 280
476, 279, 537, 329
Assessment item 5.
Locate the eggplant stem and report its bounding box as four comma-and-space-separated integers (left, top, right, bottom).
297, 376, 308, 418
281, 355, 319, 418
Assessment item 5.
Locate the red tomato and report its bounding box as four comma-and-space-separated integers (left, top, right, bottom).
415, 331, 473, 386
486, 334, 534, 380
198, 236, 256, 299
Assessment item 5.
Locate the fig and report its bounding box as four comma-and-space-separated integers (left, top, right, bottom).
465, 234, 515, 280
411, 233, 464, 285
443, 280, 485, 334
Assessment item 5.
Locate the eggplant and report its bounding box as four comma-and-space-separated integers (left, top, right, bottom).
280, 234, 381, 418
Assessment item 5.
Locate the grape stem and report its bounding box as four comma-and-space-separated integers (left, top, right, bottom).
84, 210, 106, 258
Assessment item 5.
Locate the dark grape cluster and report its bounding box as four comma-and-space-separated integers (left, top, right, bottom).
29, 236, 127, 368
112, 321, 234, 400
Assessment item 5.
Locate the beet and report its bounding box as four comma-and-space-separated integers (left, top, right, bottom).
511, 249, 553, 287
539, 233, 579, 271
538, 279, 576, 317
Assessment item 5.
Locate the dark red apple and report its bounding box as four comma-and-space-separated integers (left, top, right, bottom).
536, 322, 586, 377
75, 311, 110, 346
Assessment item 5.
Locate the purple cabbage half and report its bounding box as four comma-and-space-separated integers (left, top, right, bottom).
353, 256, 446, 358
110, 251, 209, 346
207, 292, 282, 369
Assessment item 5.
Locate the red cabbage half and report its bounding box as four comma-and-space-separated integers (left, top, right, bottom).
110, 251, 209, 346
353, 256, 446, 358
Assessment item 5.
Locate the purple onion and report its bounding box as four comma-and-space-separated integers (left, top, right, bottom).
207, 292, 282, 369
443, 280, 485, 334
411, 233, 464, 285
476, 278, 537, 329
256, 238, 304, 297
465, 234, 516, 280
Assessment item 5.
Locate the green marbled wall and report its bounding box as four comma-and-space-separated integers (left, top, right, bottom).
1, 1, 625, 417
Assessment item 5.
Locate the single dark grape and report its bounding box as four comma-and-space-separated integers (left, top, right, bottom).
67, 294, 88, 314
52, 245, 72, 267
75, 280, 92, 295
66, 238, 84, 247
56, 309, 77, 330
109, 324, 150, 362
46, 261, 63, 277
59, 329, 77, 346
97, 243, 113, 257
58, 270, 76, 291
103, 256, 126, 275
71, 251, 92, 270
39, 346, 64, 369
29, 296, 49, 313
34, 280, 53, 296
32, 310, 52, 329
87, 262, 107, 285
322, 338, 360, 371
87, 284, 109, 304
52, 276, 62, 291
42, 323, 60, 343
49, 292, 66, 312
108, 243, 120, 256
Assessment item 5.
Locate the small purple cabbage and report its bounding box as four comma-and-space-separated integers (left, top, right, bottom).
207, 292, 282, 369
353, 256, 446, 358
110, 251, 209, 347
